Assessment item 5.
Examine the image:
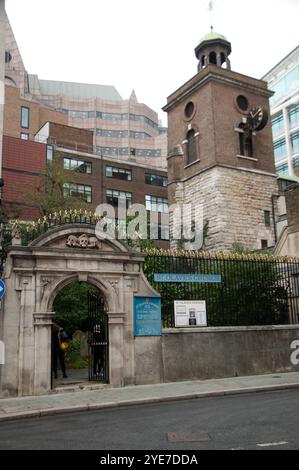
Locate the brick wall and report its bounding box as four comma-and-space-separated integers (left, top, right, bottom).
48, 122, 93, 152
2, 135, 46, 220
4, 86, 67, 141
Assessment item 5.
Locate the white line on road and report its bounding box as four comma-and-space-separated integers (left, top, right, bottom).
257, 441, 288, 448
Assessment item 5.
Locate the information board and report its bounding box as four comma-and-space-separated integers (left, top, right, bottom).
174, 300, 207, 328
134, 296, 162, 337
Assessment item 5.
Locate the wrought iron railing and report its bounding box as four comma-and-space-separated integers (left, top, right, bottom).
143, 250, 299, 328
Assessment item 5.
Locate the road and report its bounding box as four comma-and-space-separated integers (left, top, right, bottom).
0, 389, 298, 450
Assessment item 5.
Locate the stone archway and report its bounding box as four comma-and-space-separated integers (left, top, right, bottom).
0, 224, 159, 397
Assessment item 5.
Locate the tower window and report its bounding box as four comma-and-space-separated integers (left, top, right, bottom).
264, 210, 271, 226
186, 129, 197, 164
220, 52, 226, 67
209, 51, 217, 65
237, 95, 249, 112
184, 102, 195, 119
261, 240, 268, 249
238, 123, 253, 158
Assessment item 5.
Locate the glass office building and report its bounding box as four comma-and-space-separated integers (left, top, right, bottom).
263, 46, 299, 177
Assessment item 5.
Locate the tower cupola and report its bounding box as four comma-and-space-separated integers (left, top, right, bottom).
195, 29, 232, 72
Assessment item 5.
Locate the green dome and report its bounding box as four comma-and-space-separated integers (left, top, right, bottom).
199, 31, 229, 44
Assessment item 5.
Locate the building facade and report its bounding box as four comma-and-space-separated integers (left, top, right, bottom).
262, 46, 299, 178
3, 13, 167, 170
164, 32, 278, 251
2, 122, 169, 247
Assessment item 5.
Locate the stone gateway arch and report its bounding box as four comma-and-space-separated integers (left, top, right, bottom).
0, 225, 160, 397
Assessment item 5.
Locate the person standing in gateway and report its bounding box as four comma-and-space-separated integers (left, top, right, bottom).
52, 323, 68, 379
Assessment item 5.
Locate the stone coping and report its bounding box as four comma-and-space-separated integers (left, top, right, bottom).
163, 325, 299, 334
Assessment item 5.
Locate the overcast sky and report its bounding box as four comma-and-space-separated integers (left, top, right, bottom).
5, 0, 299, 125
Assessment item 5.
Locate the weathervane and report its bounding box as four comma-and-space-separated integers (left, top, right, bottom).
208, 0, 215, 32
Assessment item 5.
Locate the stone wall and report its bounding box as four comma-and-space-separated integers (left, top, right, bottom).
171, 165, 278, 251
134, 326, 299, 384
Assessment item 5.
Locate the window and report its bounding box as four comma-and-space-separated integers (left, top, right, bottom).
145, 173, 168, 187
276, 163, 289, 177
274, 138, 287, 162
238, 123, 255, 158
63, 183, 92, 203
20, 133, 29, 140
130, 131, 151, 140
148, 222, 170, 240
63, 157, 92, 174
97, 147, 129, 157
272, 113, 284, 136
264, 210, 271, 226
145, 195, 168, 213
261, 240, 268, 249
106, 189, 132, 208
209, 51, 217, 65
21, 107, 29, 128
289, 105, 299, 129
47, 145, 54, 162
236, 95, 249, 112
185, 102, 195, 119
135, 149, 161, 157
271, 65, 299, 106
106, 166, 132, 181
291, 131, 299, 154
186, 129, 197, 164
97, 129, 129, 138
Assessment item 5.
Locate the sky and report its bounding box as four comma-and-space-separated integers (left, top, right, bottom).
5, 0, 299, 125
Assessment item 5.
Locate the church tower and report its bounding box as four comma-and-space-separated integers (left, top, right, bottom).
163, 32, 278, 251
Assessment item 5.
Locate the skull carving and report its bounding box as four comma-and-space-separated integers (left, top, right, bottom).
88, 237, 101, 249
66, 235, 79, 247
79, 234, 89, 248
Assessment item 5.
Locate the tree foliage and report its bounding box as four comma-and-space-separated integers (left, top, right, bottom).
53, 282, 98, 336
25, 158, 90, 216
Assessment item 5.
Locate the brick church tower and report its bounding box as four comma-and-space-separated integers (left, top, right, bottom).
163, 32, 278, 251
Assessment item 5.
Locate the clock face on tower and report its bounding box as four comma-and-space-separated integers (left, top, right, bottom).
248, 106, 268, 131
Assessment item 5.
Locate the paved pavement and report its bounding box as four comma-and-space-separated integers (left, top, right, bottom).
0, 371, 299, 423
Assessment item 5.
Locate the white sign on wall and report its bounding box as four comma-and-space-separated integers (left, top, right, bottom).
174, 300, 207, 328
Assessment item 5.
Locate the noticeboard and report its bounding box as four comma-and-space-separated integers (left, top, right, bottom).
134, 296, 162, 337
174, 300, 207, 328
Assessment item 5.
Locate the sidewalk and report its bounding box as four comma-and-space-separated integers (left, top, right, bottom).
0, 372, 299, 423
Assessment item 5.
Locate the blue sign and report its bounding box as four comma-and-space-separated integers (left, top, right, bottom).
0, 280, 6, 299
134, 296, 162, 337
154, 274, 222, 284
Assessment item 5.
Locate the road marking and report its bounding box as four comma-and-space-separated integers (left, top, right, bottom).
257, 441, 288, 448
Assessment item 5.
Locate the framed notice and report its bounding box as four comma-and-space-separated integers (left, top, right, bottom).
174, 300, 207, 328
134, 296, 162, 337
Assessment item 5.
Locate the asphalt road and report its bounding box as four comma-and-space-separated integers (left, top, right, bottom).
0, 389, 298, 450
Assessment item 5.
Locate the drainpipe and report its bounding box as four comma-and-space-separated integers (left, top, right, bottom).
272, 193, 278, 244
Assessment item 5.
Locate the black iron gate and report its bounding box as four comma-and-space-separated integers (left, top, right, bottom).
88, 292, 109, 383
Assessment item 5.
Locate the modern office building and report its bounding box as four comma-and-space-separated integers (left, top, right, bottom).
263, 46, 299, 177
4, 13, 167, 169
